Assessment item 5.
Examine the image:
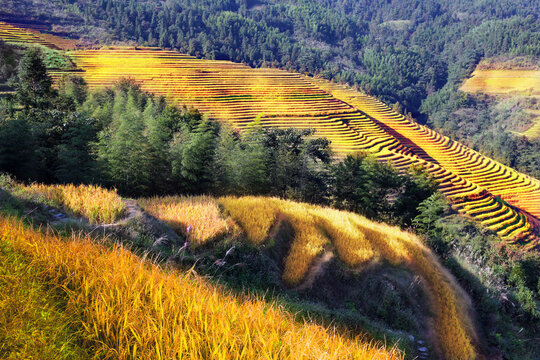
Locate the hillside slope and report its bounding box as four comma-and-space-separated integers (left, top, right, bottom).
0, 210, 407, 360
0, 181, 482, 359
1, 22, 538, 247
46, 46, 540, 248
139, 194, 482, 359
460, 63, 540, 140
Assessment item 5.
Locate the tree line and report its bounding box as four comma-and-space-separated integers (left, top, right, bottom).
5, 0, 536, 116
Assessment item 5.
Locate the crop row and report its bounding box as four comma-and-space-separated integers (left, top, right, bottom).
0, 21, 75, 50
311, 78, 539, 244
460, 70, 540, 95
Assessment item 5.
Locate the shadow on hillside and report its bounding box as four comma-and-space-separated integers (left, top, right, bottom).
0, 191, 430, 359
161, 216, 432, 359
443, 256, 501, 359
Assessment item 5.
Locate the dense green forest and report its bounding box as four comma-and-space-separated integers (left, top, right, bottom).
2, 0, 539, 178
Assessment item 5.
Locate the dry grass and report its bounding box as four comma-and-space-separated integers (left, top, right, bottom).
219, 196, 280, 244
219, 196, 478, 360
18, 183, 125, 224
0, 215, 404, 360
138, 195, 238, 246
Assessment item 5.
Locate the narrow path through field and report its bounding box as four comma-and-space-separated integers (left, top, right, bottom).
294, 250, 335, 291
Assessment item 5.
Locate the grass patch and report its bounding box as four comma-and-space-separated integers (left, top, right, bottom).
139, 195, 239, 246
0, 239, 89, 359
10, 42, 74, 69
15, 183, 125, 224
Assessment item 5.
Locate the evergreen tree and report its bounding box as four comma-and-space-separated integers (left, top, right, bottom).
169, 128, 189, 189
211, 125, 239, 194
14, 48, 55, 110
394, 165, 438, 226
0, 115, 35, 180
96, 92, 153, 195
236, 134, 268, 194
55, 114, 97, 184
331, 153, 373, 216
58, 75, 89, 105
179, 120, 216, 193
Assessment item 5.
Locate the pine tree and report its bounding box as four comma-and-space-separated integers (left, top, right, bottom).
55, 113, 97, 184
211, 125, 238, 194
179, 120, 216, 193
0, 115, 35, 180
14, 48, 55, 109
236, 137, 268, 194
96, 92, 153, 195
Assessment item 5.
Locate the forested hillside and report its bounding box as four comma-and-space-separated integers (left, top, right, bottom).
2, 0, 539, 178
2, 0, 538, 110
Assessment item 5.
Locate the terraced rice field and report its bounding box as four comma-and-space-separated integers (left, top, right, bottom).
522, 110, 540, 139
460, 69, 540, 95
1, 19, 537, 249
46, 47, 539, 248
461, 69, 540, 140
0, 21, 76, 49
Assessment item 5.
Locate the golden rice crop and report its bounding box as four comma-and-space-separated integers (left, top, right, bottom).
460, 70, 540, 95
219, 196, 478, 360
18, 183, 125, 224
138, 195, 238, 246
0, 215, 404, 360
0, 21, 76, 49
219, 196, 281, 244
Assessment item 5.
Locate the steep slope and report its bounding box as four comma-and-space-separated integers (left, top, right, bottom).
0, 21, 76, 50
0, 185, 406, 360
461, 69, 540, 96
460, 67, 540, 140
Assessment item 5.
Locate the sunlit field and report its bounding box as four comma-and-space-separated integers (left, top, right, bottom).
0, 21, 76, 50
0, 214, 404, 360
139, 195, 238, 245
140, 194, 480, 359
218, 196, 478, 360
522, 110, 540, 139
461, 69, 540, 141
16, 183, 125, 224
460, 69, 540, 95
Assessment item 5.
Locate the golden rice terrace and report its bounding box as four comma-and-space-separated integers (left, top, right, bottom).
461, 68, 540, 140
1, 24, 538, 249
0, 21, 76, 49
460, 69, 540, 96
